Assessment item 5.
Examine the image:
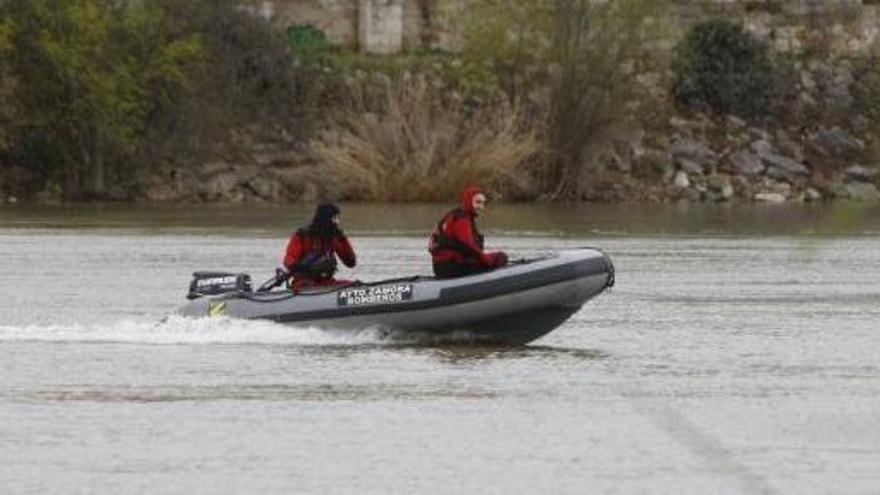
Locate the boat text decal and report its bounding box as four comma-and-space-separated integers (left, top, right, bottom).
337, 284, 413, 307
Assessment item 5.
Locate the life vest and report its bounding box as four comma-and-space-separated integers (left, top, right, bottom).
290, 229, 339, 280
429, 208, 484, 262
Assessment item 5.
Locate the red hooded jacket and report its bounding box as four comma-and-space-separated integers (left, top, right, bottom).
283, 231, 356, 282
429, 186, 503, 268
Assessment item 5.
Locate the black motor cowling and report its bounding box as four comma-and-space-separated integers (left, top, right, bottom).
187, 271, 252, 300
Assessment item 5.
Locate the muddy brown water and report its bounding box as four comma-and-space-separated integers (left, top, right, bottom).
1, 202, 879, 494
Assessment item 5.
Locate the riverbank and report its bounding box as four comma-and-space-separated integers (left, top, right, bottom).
2, 3, 879, 205
6, 115, 876, 206
4, 54, 878, 206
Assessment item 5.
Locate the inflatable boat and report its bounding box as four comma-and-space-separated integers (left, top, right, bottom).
178, 248, 614, 344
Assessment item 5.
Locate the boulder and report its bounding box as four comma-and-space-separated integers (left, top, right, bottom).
754, 192, 787, 203
815, 127, 865, 156
725, 115, 747, 130
756, 178, 793, 199
706, 174, 734, 202
669, 116, 696, 133
749, 127, 771, 141
795, 91, 819, 114
678, 187, 702, 202
198, 161, 231, 177
799, 69, 817, 91
851, 115, 870, 132
232, 164, 262, 182
775, 130, 804, 163
824, 64, 855, 109
142, 182, 181, 202
804, 188, 823, 202
633, 148, 671, 178
750, 139, 776, 156
758, 151, 810, 183
200, 172, 240, 199
724, 150, 765, 176
844, 165, 877, 183
673, 170, 690, 189
246, 175, 281, 200
731, 175, 754, 198
809, 173, 838, 199
671, 138, 717, 168
224, 188, 245, 203
662, 163, 676, 184
824, 84, 854, 109
605, 149, 631, 174
677, 158, 704, 175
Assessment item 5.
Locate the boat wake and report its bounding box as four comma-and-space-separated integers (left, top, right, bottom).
0, 317, 550, 347
0, 316, 396, 346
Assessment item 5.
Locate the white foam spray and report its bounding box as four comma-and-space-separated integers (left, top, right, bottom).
0, 316, 395, 346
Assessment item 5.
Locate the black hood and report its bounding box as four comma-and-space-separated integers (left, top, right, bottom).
307, 202, 341, 237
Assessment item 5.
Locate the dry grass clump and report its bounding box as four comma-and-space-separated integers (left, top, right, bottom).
310, 74, 538, 202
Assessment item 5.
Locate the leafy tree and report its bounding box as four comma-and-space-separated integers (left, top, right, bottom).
2, 0, 202, 197
169, 0, 309, 141
457, 0, 551, 99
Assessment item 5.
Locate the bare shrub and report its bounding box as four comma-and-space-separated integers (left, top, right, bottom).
541, 0, 669, 200
309, 74, 538, 202
458, 0, 670, 200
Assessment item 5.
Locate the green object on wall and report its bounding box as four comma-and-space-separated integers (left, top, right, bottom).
288, 25, 329, 51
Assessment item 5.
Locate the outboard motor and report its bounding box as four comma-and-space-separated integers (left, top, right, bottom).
187, 271, 252, 300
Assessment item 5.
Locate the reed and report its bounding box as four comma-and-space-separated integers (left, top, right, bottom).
310, 74, 538, 202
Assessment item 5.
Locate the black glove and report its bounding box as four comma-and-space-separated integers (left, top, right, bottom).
275, 268, 290, 284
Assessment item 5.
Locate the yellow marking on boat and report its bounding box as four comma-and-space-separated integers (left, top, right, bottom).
208, 302, 228, 317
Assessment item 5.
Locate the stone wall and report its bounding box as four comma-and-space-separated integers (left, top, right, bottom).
358, 0, 403, 54
265, 0, 430, 53
673, 0, 880, 54
265, 0, 880, 55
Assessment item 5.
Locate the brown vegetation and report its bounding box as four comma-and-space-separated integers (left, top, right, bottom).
310, 74, 537, 201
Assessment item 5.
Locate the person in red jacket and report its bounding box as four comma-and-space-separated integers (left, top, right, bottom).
429, 185, 508, 278
283, 202, 356, 290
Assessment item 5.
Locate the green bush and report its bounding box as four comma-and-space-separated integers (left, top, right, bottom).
0, 0, 314, 199
674, 19, 791, 120
1, 0, 196, 197
143, 0, 314, 163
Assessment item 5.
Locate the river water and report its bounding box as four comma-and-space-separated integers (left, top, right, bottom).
1, 203, 879, 494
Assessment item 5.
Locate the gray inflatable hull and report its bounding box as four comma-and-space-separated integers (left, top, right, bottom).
178, 248, 614, 344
